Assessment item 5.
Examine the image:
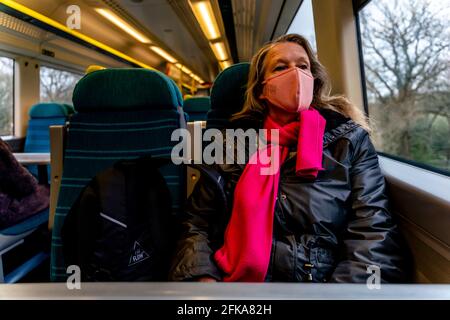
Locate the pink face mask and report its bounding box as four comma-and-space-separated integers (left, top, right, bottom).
260, 67, 314, 113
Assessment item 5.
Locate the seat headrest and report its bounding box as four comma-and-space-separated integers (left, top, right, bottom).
184, 96, 211, 113
210, 62, 250, 115
72, 68, 183, 112
29, 103, 68, 118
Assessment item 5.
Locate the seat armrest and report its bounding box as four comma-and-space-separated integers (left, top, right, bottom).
186, 121, 206, 197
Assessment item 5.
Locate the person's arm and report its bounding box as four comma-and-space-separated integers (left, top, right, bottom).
169, 169, 226, 281
329, 129, 409, 283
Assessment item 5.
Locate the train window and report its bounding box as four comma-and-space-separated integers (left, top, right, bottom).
40, 65, 82, 104
286, 0, 317, 51
358, 0, 450, 173
0, 56, 14, 136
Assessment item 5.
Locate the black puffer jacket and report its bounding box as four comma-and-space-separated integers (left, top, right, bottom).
170, 108, 409, 283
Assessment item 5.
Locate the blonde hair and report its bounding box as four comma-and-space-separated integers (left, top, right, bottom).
232, 34, 371, 133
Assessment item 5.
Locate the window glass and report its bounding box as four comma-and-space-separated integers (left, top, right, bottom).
286, 0, 317, 51
0, 56, 14, 136
359, 0, 450, 172
40, 66, 82, 104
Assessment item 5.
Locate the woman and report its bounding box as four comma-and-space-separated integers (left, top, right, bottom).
170, 34, 409, 283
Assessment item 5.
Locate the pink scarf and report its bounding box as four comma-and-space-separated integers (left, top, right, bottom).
213, 108, 326, 281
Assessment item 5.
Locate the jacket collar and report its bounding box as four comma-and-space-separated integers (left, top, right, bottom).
317, 108, 360, 147
323, 120, 360, 147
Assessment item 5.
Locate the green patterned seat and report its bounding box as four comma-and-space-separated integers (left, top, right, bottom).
50, 68, 185, 281
184, 96, 210, 121
207, 63, 250, 129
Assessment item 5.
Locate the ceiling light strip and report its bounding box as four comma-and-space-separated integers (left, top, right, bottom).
95, 8, 151, 44
188, 0, 220, 40
150, 46, 177, 63
188, 0, 231, 67
210, 41, 228, 61
0, 0, 155, 69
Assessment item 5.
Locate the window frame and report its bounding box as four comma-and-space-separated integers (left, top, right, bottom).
39, 61, 84, 79
283, 0, 302, 36
0, 52, 15, 138
284, 0, 317, 51
353, 0, 450, 177
352, 0, 370, 117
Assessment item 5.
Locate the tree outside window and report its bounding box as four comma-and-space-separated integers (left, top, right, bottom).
40, 66, 82, 104
360, 0, 450, 172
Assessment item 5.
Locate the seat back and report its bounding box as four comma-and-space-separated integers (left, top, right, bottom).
207, 62, 250, 129
50, 68, 185, 281
184, 96, 210, 121
186, 64, 250, 197
24, 103, 68, 177
184, 97, 209, 195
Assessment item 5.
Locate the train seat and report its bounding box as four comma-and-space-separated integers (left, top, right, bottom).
24, 103, 69, 179
50, 68, 185, 281
207, 62, 250, 129
0, 208, 49, 283
186, 63, 250, 197
184, 96, 210, 121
